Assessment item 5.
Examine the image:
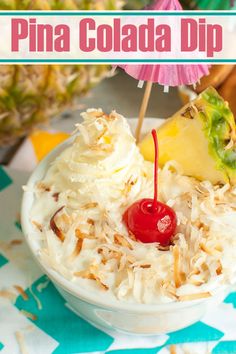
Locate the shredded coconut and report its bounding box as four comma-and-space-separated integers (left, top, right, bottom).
31, 109, 236, 304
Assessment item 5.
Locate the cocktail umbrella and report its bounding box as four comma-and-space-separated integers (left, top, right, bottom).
182, 0, 236, 10
147, 0, 182, 10
117, 0, 210, 142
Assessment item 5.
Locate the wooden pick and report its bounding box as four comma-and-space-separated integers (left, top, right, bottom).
135, 80, 153, 143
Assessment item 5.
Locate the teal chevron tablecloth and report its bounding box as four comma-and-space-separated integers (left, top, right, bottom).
194, 0, 236, 10
1, 165, 236, 354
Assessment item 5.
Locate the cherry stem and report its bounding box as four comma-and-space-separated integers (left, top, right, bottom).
151, 129, 158, 212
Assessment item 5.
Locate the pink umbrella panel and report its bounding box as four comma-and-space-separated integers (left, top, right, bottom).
146, 0, 182, 10
118, 64, 210, 87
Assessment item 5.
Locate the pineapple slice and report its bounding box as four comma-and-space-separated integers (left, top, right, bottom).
139, 87, 236, 185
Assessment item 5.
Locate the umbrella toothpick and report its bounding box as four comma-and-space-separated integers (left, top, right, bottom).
117, 0, 209, 144
135, 80, 153, 143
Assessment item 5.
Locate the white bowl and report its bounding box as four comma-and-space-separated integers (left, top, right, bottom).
21, 119, 231, 335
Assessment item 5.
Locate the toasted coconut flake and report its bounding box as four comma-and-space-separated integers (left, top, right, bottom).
164, 285, 178, 300
178, 292, 211, 301
173, 246, 182, 288
216, 263, 223, 275
107, 111, 117, 120
77, 271, 96, 281
215, 244, 223, 252
111, 249, 123, 261
74, 268, 108, 290
201, 263, 209, 272
71, 239, 83, 258
123, 177, 138, 197
14, 285, 29, 301
127, 255, 136, 264
60, 213, 71, 226
98, 246, 123, 262
140, 264, 151, 269
80, 202, 98, 210
52, 192, 60, 202
15, 331, 29, 354
50, 206, 65, 241
180, 272, 186, 283
96, 277, 109, 291
21, 310, 37, 321
200, 243, 215, 256
127, 231, 137, 242
0, 290, 16, 302
194, 220, 209, 232
189, 278, 204, 286
214, 199, 227, 206
195, 185, 208, 195
97, 248, 108, 265
32, 220, 43, 232
87, 218, 95, 225
94, 126, 109, 143
114, 233, 133, 250
90, 110, 105, 118
158, 244, 170, 251
188, 268, 201, 278
169, 345, 177, 354
168, 291, 179, 300
97, 247, 103, 254
75, 228, 93, 240
37, 182, 50, 192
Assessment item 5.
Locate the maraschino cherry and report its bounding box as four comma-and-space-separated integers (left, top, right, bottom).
123, 130, 177, 246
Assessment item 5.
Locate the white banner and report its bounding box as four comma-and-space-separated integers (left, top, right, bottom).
0, 11, 235, 63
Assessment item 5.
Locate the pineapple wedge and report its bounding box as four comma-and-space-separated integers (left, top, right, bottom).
139, 87, 236, 185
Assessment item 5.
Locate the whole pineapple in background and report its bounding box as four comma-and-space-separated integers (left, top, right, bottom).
124, 0, 148, 9
140, 87, 236, 185
0, 0, 123, 146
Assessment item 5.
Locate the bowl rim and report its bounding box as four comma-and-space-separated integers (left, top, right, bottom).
21, 118, 230, 313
